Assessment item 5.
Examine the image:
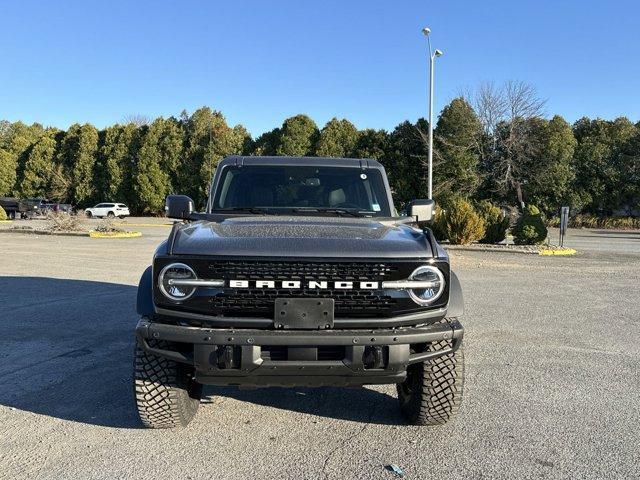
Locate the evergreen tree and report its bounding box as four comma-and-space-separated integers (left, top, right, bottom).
97, 123, 141, 204
182, 108, 249, 207
19, 130, 58, 198
251, 128, 281, 155
353, 129, 389, 161
275, 115, 318, 156
181, 107, 220, 204
385, 119, 430, 206
524, 115, 577, 213
315, 118, 359, 157
434, 98, 482, 201
134, 117, 185, 212
0, 121, 44, 196
57, 123, 99, 205
616, 126, 640, 214
0, 149, 13, 196
572, 117, 636, 214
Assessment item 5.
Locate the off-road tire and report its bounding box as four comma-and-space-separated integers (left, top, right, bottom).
133, 338, 202, 428
397, 319, 464, 426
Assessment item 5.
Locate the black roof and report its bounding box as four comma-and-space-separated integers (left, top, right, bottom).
219, 156, 384, 170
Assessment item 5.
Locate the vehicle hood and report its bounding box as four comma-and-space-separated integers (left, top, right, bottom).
169, 216, 433, 259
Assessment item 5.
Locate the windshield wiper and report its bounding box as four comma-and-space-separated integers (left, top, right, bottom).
213, 207, 276, 214
292, 208, 369, 217
214, 207, 373, 217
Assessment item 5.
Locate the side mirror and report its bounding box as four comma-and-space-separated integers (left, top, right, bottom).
166, 195, 194, 220
407, 199, 435, 225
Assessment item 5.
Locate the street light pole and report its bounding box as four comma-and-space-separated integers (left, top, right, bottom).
422, 27, 443, 200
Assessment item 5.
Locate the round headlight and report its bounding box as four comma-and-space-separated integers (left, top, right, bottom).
158, 263, 197, 301
408, 265, 445, 305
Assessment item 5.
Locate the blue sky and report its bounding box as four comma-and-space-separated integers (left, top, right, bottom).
1, 0, 639, 136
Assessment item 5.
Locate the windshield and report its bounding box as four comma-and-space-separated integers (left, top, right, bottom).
211, 165, 391, 216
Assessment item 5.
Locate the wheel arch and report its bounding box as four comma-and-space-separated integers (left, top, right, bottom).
446, 270, 464, 317
137, 266, 155, 316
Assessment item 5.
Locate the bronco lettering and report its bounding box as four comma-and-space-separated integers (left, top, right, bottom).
229, 280, 379, 289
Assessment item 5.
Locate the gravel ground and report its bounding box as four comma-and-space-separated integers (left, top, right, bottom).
0, 223, 639, 480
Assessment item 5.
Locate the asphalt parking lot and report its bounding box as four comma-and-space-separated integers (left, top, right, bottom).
1, 220, 639, 479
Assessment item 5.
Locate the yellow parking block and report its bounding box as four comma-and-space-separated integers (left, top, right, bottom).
89, 231, 142, 238
115, 223, 173, 227
539, 248, 577, 256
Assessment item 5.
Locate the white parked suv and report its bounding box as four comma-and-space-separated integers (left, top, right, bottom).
85, 203, 130, 219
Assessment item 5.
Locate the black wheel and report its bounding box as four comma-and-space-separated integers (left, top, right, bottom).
118, 215, 125, 219
86, 211, 92, 218
397, 319, 464, 426
107, 211, 115, 218
133, 338, 202, 428
7, 210, 15, 220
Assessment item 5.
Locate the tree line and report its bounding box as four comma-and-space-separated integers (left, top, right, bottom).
1, 81, 638, 216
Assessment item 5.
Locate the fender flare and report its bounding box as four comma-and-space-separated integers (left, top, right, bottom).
136, 266, 154, 316
446, 271, 464, 318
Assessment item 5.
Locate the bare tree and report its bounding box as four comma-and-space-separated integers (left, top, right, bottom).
463, 80, 546, 205
504, 80, 546, 121
123, 114, 150, 127
463, 82, 507, 138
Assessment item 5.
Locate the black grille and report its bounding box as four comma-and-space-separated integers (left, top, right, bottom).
206, 260, 399, 318
207, 260, 398, 281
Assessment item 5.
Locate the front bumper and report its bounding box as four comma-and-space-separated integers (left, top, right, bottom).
154, 305, 449, 329
136, 317, 464, 387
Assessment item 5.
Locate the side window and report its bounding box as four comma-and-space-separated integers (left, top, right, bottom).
216, 169, 236, 208
117, 204, 127, 208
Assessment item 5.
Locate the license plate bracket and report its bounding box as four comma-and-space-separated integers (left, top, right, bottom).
274, 298, 335, 330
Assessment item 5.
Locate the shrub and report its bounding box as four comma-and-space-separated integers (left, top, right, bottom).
600, 216, 639, 230
0, 206, 7, 221
476, 200, 510, 244
546, 216, 560, 228
94, 218, 124, 233
558, 214, 640, 230
441, 198, 486, 245
570, 213, 599, 229
45, 211, 86, 232
429, 204, 447, 241
513, 204, 548, 244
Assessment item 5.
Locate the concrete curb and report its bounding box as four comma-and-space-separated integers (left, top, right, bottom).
0, 228, 88, 237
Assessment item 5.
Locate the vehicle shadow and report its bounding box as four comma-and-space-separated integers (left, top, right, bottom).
0, 276, 140, 429
208, 385, 405, 426
0, 276, 405, 428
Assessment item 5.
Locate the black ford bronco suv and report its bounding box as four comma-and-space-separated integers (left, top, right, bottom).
134, 156, 464, 428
